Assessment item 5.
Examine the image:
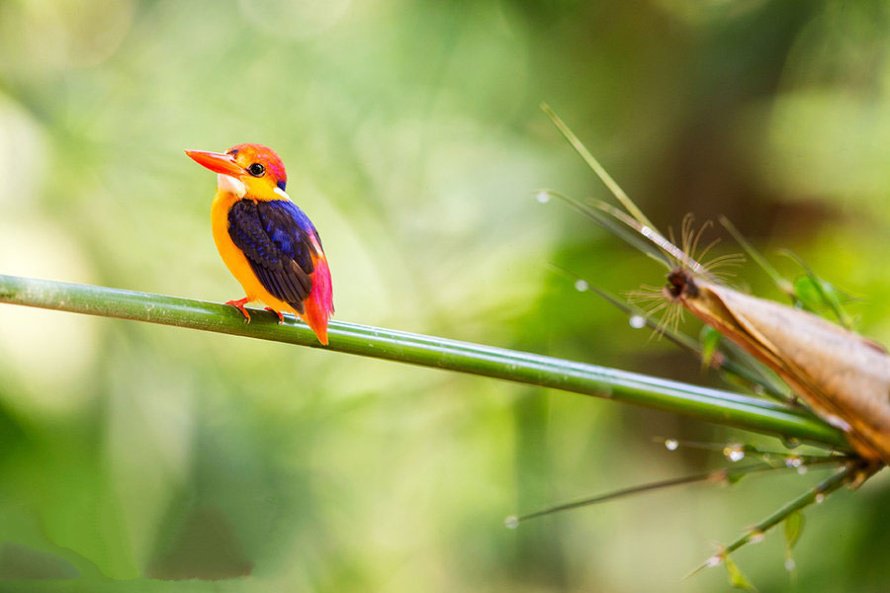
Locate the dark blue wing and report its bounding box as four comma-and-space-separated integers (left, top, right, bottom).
227, 199, 321, 313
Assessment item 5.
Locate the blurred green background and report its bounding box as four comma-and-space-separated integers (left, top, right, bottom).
1, 0, 890, 591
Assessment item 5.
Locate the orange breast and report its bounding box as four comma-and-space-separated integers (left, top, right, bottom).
210, 191, 300, 315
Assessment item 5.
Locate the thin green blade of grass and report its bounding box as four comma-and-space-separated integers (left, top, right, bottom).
0, 273, 847, 449
512, 463, 778, 524
541, 103, 657, 231
719, 216, 794, 297
545, 190, 670, 267
586, 284, 701, 352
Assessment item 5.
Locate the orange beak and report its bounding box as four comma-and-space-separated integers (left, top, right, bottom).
185, 149, 244, 177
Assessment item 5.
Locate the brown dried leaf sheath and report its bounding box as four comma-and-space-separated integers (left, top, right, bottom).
669, 270, 890, 464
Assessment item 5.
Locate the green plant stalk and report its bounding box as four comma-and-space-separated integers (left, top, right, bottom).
514, 454, 845, 526
686, 461, 857, 578
724, 463, 853, 555
0, 274, 846, 449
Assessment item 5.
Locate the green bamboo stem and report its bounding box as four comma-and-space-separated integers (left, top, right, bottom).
723, 464, 853, 556
686, 461, 858, 578
0, 274, 846, 449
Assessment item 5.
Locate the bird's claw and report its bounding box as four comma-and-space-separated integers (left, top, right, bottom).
265, 307, 285, 324
226, 298, 252, 323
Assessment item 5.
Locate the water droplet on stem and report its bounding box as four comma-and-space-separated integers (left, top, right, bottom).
723, 444, 745, 462
782, 437, 801, 449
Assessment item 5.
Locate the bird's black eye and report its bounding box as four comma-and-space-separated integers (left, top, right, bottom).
248, 163, 265, 177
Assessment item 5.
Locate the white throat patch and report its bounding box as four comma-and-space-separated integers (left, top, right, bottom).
217, 174, 246, 198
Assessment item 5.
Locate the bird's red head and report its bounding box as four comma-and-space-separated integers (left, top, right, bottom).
186, 143, 288, 198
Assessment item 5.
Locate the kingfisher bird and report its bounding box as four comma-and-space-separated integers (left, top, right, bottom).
185, 143, 333, 345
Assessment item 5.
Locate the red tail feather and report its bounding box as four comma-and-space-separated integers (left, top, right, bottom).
303, 255, 333, 345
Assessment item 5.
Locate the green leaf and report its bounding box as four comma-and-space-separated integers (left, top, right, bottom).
784, 511, 805, 551
792, 275, 817, 309
792, 273, 852, 327
724, 555, 758, 591
700, 325, 722, 370
781, 250, 853, 328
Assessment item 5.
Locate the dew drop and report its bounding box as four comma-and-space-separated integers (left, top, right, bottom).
664, 438, 679, 451
748, 530, 765, 544
536, 191, 551, 204
782, 437, 801, 449
784, 558, 796, 572
504, 515, 519, 529
797, 465, 808, 475
574, 279, 589, 292
628, 315, 646, 329
706, 555, 723, 568
815, 493, 825, 504
723, 444, 745, 463
785, 455, 802, 468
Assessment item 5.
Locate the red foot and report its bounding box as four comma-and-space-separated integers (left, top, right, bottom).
265, 307, 285, 324
226, 297, 252, 323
